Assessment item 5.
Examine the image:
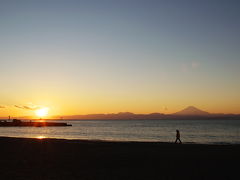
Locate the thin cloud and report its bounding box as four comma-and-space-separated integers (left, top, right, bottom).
191, 61, 200, 69
0, 105, 6, 108
180, 61, 200, 72
14, 104, 42, 110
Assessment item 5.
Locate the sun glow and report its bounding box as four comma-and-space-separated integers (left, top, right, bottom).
35, 108, 49, 118
36, 135, 46, 139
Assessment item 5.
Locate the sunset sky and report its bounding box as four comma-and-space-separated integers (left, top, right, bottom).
0, 0, 240, 118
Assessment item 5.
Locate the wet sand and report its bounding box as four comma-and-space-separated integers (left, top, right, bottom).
0, 137, 239, 180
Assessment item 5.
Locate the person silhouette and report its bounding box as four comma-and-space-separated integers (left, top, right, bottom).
175, 130, 182, 144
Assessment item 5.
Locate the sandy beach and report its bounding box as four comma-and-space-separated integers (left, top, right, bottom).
0, 137, 239, 180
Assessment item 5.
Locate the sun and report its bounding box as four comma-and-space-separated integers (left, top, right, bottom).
35, 108, 49, 118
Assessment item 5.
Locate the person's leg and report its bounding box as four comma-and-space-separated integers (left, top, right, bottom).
176, 138, 182, 144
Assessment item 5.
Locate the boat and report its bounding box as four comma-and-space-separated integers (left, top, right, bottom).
0, 119, 72, 127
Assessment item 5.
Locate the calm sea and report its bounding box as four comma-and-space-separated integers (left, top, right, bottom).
0, 119, 239, 144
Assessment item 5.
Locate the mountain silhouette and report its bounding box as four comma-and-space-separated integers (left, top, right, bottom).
9, 106, 240, 120
174, 106, 209, 116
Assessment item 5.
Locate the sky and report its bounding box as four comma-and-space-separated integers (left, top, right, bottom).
0, 0, 240, 118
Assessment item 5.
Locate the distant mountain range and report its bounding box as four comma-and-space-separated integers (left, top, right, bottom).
1, 106, 239, 120
51, 106, 239, 120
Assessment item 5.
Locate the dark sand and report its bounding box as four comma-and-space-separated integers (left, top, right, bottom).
0, 137, 239, 180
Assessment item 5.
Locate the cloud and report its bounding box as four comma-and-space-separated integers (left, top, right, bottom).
0, 105, 6, 108
14, 104, 42, 111
191, 61, 200, 69
180, 61, 200, 72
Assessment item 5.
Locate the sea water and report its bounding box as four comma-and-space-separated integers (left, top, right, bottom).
0, 119, 239, 144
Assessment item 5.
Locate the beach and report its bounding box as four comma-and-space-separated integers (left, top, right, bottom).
0, 137, 239, 180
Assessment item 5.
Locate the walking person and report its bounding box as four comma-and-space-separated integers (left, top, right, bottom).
175, 129, 182, 144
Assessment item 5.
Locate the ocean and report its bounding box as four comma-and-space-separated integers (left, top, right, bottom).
0, 119, 239, 144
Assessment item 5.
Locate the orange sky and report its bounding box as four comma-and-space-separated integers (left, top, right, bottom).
0, 95, 239, 119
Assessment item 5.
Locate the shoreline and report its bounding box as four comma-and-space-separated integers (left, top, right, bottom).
0, 136, 239, 180
0, 135, 239, 145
